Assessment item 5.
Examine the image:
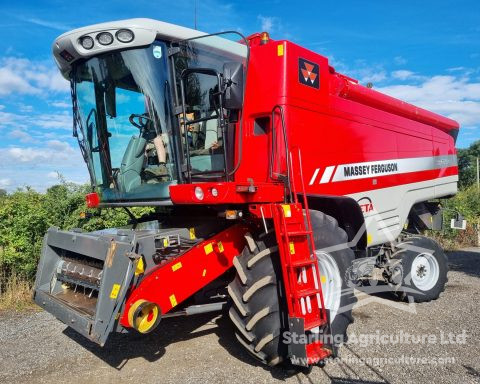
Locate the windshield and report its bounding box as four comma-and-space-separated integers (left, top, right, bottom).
73, 41, 176, 203
173, 33, 248, 179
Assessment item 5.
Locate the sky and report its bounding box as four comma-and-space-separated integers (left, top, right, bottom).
0, 0, 479, 192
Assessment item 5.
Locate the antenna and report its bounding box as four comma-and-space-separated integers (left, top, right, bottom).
194, 0, 197, 30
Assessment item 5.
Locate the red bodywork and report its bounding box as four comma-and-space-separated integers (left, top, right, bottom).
124, 37, 459, 365
121, 224, 249, 326
171, 38, 457, 202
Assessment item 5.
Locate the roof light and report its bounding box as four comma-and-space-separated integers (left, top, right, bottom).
97, 32, 113, 45
260, 32, 270, 45
80, 36, 94, 50
116, 29, 134, 43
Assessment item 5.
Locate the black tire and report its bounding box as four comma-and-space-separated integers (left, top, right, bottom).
308, 210, 356, 349
227, 231, 286, 366
228, 210, 356, 366
388, 235, 448, 302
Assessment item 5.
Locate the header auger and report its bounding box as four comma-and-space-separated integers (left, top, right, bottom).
34, 18, 458, 369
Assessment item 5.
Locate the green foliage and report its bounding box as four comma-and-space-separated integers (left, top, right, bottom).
429, 185, 480, 249
1, 139, 480, 287
443, 184, 480, 220
0, 181, 153, 283
457, 140, 480, 188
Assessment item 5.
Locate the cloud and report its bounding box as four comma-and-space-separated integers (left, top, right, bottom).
50, 101, 70, 108
0, 166, 88, 192
333, 58, 389, 85
347, 64, 387, 85
9, 129, 33, 143
392, 70, 415, 80
0, 178, 11, 188
34, 112, 72, 130
0, 66, 37, 95
391, 70, 426, 82
0, 140, 87, 192
18, 104, 34, 113
0, 109, 18, 127
16, 16, 71, 31
394, 56, 407, 65
360, 70, 387, 84
0, 140, 79, 164
377, 75, 480, 128
258, 16, 274, 32
0, 107, 72, 133
0, 57, 69, 95
257, 15, 280, 33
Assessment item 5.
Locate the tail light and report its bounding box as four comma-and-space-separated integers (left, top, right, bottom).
86, 192, 100, 208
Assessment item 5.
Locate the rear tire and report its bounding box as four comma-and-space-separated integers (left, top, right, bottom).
388, 235, 448, 302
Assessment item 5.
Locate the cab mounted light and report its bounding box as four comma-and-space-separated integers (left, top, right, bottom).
260, 32, 270, 45
116, 29, 134, 43
97, 32, 114, 45
194, 187, 204, 201
80, 36, 94, 50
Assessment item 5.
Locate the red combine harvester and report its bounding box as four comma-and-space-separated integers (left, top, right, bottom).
34, 19, 459, 368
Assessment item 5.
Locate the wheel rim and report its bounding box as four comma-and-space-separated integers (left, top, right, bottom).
410, 253, 440, 291
315, 251, 342, 322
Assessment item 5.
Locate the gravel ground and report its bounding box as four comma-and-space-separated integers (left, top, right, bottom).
1, 249, 479, 384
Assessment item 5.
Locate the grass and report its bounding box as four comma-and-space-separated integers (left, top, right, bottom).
429, 224, 480, 251
0, 269, 36, 312
0, 225, 477, 312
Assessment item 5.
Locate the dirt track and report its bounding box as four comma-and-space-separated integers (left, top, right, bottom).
1, 249, 479, 384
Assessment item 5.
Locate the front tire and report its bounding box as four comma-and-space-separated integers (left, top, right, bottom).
227, 231, 286, 366
228, 210, 356, 366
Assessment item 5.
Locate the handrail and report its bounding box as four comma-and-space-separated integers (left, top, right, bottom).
270, 104, 292, 203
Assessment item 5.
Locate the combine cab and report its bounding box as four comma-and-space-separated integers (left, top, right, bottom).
34, 18, 459, 368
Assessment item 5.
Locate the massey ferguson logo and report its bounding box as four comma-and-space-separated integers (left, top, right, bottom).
298, 58, 319, 89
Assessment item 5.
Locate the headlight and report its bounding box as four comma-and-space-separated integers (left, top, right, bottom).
116, 29, 134, 43
211, 188, 218, 197
194, 187, 204, 200
80, 36, 94, 50
97, 32, 113, 45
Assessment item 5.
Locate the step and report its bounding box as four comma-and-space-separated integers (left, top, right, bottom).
305, 318, 330, 332
284, 230, 312, 237
290, 259, 317, 268
305, 341, 332, 364
292, 287, 321, 298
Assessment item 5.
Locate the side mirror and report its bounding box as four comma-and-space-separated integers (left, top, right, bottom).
223, 62, 244, 110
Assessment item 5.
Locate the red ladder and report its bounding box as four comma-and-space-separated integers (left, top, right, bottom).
272, 148, 332, 364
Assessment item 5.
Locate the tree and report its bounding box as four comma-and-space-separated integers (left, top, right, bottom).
457, 140, 480, 189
